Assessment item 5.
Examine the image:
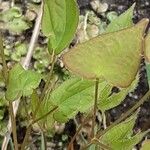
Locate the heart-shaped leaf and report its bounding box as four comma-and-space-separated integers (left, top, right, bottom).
63, 19, 149, 88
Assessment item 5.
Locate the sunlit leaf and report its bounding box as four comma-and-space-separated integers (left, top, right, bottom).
63, 19, 148, 88
6, 64, 42, 101
106, 3, 135, 33
42, 0, 79, 54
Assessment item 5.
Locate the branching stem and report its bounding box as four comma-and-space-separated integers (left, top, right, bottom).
9, 102, 18, 150
82, 90, 150, 149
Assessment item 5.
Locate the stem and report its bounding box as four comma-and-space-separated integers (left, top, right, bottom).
21, 106, 58, 150
40, 50, 56, 101
82, 138, 112, 150
0, 33, 8, 83
102, 111, 107, 129
2, 2, 44, 149
91, 78, 99, 138
82, 90, 150, 149
9, 102, 18, 150
0, 33, 18, 150
92, 138, 112, 150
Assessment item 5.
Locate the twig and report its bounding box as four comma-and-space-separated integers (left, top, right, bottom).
82, 90, 150, 149
1, 2, 44, 149
1, 33, 18, 150
91, 78, 99, 138
9, 102, 18, 150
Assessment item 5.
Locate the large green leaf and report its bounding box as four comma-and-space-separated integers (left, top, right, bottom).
63, 19, 148, 88
42, 0, 79, 54
6, 64, 42, 101
37, 78, 106, 123
105, 3, 135, 33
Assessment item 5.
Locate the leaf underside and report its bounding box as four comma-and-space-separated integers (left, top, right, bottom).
63, 19, 148, 88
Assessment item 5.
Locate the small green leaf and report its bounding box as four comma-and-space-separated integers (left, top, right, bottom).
100, 112, 149, 150
42, 0, 79, 54
100, 112, 138, 143
98, 76, 139, 111
6, 64, 42, 101
111, 131, 149, 150
106, 3, 135, 33
63, 19, 148, 88
145, 63, 150, 88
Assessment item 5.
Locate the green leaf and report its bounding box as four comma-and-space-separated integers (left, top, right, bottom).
98, 76, 139, 111
100, 112, 138, 143
6, 64, 42, 101
110, 131, 149, 150
100, 112, 149, 150
105, 3, 135, 33
46, 78, 95, 123
42, 0, 79, 54
63, 19, 148, 88
38, 78, 106, 123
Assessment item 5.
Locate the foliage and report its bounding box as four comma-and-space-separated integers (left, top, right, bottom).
0, 1, 150, 150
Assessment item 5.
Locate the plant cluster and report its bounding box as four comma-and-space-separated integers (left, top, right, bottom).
0, 0, 150, 150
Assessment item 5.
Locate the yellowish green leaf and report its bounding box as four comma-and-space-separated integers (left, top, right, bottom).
63, 19, 148, 88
